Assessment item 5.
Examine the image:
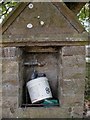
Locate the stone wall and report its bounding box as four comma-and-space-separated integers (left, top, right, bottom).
1, 46, 86, 118
61, 46, 86, 117
2, 47, 20, 118
0, 48, 2, 120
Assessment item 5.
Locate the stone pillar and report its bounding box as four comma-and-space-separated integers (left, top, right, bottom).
2, 47, 22, 118
61, 46, 86, 118
0, 47, 2, 119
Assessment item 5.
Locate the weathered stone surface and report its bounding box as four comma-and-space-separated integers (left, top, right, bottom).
2, 68, 19, 97
2, 96, 18, 108
61, 80, 85, 107
3, 2, 78, 38
62, 55, 85, 67
0, 88, 2, 119
62, 46, 85, 56
62, 93, 84, 107
0, 47, 22, 61
0, 93, 2, 111
2, 47, 17, 58
29, 107, 70, 118
86, 45, 90, 57
0, 47, 2, 57
2, 82, 18, 96
73, 106, 84, 118
2, 61, 19, 75
2, 105, 83, 118
0, 63, 2, 84
62, 67, 85, 79
2, 108, 15, 118
62, 79, 85, 95
3, 107, 70, 118
2, 74, 18, 82
2, 74, 19, 96
0, 107, 2, 119
62, 55, 86, 79
0, 87, 2, 94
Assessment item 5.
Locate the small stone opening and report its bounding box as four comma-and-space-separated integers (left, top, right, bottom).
19, 47, 61, 107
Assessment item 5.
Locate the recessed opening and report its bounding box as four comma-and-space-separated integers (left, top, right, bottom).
19, 47, 61, 107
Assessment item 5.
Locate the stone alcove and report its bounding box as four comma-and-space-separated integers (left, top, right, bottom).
20, 46, 61, 107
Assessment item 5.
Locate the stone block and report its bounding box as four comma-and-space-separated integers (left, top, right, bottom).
0, 84, 2, 92
62, 55, 86, 79
29, 107, 70, 118
1, 47, 22, 60
86, 45, 90, 57
61, 79, 85, 107
0, 107, 2, 119
2, 47, 17, 58
62, 55, 85, 67
0, 88, 2, 119
0, 99, 2, 108
14, 108, 32, 118
62, 46, 85, 56
0, 91, 2, 106
73, 106, 84, 118
0, 79, 2, 85
12, 107, 70, 118
2, 106, 72, 118
0, 62, 2, 69
0, 87, 2, 93
62, 66, 85, 79
2, 61, 19, 75
16, 48, 23, 57
2, 79, 19, 96
0, 47, 2, 57
62, 93, 84, 107
0, 63, 2, 85
2, 108, 15, 118
2, 76, 18, 85
2, 96, 18, 109
0, 85, 2, 95
2, 74, 18, 82
62, 79, 85, 95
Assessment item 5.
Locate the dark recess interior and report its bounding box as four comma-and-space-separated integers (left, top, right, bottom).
21, 47, 61, 107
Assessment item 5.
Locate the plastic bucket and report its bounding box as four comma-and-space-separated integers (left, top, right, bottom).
26, 77, 52, 103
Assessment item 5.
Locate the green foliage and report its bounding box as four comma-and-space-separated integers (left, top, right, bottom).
77, 3, 90, 32
0, 1, 18, 23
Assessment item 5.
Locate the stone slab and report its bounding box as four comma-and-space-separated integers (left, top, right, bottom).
62, 46, 85, 56
62, 55, 86, 79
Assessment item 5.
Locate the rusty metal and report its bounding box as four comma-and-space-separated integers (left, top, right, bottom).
24, 61, 46, 67
21, 104, 59, 107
